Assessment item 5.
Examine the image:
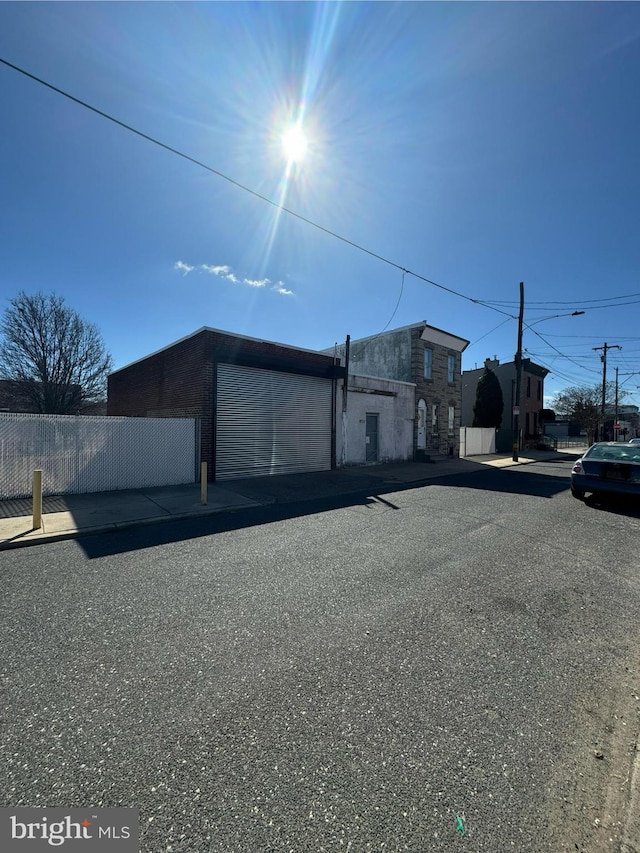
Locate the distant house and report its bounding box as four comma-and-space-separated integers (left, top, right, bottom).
0, 379, 34, 413
0, 379, 104, 414
543, 420, 582, 439
327, 322, 470, 458
461, 357, 549, 449
605, 403, 640, 441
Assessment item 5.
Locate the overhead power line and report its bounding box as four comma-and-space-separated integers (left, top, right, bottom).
540, 333, 640, 341
8, 54, 621, 389
524, 324, 601, 375
526, 358, 594, 388
576, 298, 640, 311
0, 56, 514, 321
469, 317, 514, 347
484, 292, 640, 307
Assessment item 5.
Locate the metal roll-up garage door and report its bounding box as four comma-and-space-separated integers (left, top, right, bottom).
215, 364, 332, 480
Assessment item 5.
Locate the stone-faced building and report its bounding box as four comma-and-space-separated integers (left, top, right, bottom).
328, 322, 470, 457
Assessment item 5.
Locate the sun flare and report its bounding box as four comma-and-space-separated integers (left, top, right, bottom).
281, 123, 308, 164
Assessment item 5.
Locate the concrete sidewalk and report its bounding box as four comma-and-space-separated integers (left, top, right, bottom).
0, 448, 585, 550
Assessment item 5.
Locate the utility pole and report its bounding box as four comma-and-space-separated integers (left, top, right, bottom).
615, 366, 619, 441
342, 334, 350, 412
512, 281, 524, 462
616, 371, 640, 440
593, 342, 621, 441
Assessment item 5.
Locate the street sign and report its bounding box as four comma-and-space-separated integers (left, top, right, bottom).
513, 406, 520, 415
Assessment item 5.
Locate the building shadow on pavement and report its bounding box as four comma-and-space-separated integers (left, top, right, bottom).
76, 465, 574, 559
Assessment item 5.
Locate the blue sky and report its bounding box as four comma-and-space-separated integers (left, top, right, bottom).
1, 1, 639, 408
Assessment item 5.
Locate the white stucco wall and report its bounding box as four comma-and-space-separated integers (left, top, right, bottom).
336, 374, 415, 466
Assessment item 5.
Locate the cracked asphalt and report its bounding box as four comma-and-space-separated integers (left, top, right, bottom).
1, 460, 639, 852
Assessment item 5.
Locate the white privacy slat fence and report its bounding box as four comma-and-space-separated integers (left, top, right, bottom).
459, 427, 496, 457
0, 413, 199, 499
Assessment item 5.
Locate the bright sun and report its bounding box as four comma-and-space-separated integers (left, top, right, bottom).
281, 123, 308, 164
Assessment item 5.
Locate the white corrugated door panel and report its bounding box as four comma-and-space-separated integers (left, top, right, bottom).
216, 364, 332, 480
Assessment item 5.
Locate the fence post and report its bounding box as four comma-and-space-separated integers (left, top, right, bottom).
32, 469, 43, 530
200, 461, 207, 505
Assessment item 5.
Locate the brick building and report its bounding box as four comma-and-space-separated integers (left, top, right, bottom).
107, 327, 344, 480
0, 379, 106, 414
461, 357, 549, 449
0, 379, 35, 412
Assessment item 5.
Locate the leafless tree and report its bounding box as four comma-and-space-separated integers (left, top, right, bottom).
0, 291, 113, 414
550, 382, 622, 443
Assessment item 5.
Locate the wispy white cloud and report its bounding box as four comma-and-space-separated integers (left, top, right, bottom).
201, 264, 231, 276
201, 264, 238, 283
174, 260, 194, 275
272, 281, 294, 296
176, 261, 293, 295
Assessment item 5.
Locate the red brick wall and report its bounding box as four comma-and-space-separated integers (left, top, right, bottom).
108, 332, 215, 473
522, 373, 544, 437
202, 329, 337, 370
108, 329, 340, 478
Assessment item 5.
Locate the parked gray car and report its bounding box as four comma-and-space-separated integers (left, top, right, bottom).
571, 442, 640, 500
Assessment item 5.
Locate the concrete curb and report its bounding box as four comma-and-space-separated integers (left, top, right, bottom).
0, 465, 476, 551
0, 498, 276, 551
0, 452, 575, 551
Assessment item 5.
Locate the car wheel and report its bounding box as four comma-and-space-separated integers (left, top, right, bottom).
571, 486, 585, 500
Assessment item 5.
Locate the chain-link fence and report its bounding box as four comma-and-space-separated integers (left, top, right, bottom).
554, 437, 590, 450
0, 413, 198, 499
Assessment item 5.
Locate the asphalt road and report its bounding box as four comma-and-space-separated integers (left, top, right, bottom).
2, 460, 639, 853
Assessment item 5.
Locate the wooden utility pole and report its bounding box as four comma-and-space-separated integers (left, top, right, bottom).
342, 334, 350, 412
593, 342, 621, 440
614, 366, 619, 441
512, 282, 524, 462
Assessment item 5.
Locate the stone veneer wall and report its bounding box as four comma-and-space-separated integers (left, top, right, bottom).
411, 327, 462, 455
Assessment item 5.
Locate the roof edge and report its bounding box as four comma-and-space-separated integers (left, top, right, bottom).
109, 326, 335, 376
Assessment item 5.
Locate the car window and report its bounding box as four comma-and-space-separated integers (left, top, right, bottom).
585, 445, 608, 459
586, 444, 640, 462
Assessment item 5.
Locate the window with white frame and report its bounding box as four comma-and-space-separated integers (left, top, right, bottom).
448, 405, 455, 435
431, 403, 439, 432
424, 348, 433, 379
447, 354, 455, 383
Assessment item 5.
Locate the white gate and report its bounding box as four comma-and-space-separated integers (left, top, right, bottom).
459, 427, 496, 457
0, 413, 198, 499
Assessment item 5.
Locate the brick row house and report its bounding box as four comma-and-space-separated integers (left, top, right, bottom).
461, 357, 549, 451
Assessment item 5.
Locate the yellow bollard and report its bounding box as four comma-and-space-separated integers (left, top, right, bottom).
32, 469, 43, 530
200, 461, 207, 505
